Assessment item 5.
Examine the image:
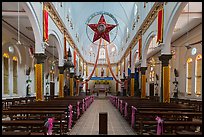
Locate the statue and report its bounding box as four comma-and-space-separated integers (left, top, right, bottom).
154, 74, 159, 96
101, 68, 104, 77
173, 69, 179, 98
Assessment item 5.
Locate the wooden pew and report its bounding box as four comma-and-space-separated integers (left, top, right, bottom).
109, 96, 202, 135
2, 120, 46, 135
137, 120, 202, 135
2, 110, 65, 135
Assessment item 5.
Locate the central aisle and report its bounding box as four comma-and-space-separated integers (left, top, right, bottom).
68, 97, 137, 135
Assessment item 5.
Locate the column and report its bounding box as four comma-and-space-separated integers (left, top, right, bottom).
130, 47, 135, 97
140, 67, 147, 98
58, 66, 64, 98
159, 54, 172, 103
130, 73, 135, 96
116, 64, 119, 95
70, 73, 74, 96
76, 79, 79, 96
34, 53, 47, 101
124, 58, 126, 77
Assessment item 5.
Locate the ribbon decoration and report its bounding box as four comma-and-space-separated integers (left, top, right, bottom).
115, 97, 117, 107
43, 3, 48, 43
68, 105, 73, 130
44, 117, 54, 135
82, 99, 85, 113
74, 50, 77, 69
81, 38, 102, 84
77, 101, 80, 119
155, 116, 163, 135
138, 36, 142, 59
124, 102, 128, 118
156, 7, 164, 44
131, 106, 137, 128
64, 33, 68, 59
117, 99, 120, 109
104, 41, 123, 84
120, 100, 123, 114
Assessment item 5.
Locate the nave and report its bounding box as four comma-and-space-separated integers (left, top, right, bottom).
2, 2, 202, 135
68, 96, 136, 135
2, 94, 202, 135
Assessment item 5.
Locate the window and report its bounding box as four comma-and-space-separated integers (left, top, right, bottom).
195, 54, 202, 96
186, 58, 192, 95
13, 56, 18, 94
149, 66, 154, 82
147, 36, 157, 54
3, 53, 9, 95
99, 48, 105, 59
132, 3, 138, 30
111, 47, 116, 52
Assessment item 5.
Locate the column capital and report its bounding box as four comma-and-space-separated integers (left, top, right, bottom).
85, 79, 89, 82
130, 73, 135, 78
34, 53, 47, 64
58, 66, 64, 74
140, 67, 147, 75
159, 54, 172, 66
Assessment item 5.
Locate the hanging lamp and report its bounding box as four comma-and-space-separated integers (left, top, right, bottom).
16, 2, 21, 45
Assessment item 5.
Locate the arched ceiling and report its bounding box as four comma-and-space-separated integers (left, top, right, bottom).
66, 2, 136, 56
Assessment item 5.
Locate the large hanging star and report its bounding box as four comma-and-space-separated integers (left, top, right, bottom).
88, 14, 117, 43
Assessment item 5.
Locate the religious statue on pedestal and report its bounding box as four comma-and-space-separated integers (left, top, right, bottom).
101, 68, 104, 77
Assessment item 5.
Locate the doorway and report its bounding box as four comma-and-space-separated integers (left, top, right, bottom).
149, 83, 154, 97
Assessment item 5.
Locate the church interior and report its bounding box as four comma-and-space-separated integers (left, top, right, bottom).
2, 2, 202, 135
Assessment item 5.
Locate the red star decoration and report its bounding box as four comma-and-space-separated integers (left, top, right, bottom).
88, 14, 117, 43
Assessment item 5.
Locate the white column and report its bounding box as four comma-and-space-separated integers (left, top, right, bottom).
9, 59, 13, 97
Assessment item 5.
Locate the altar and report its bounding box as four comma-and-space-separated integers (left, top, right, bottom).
94, 84, 110, 92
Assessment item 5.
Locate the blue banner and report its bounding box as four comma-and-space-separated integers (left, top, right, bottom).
90, 77, 113, 80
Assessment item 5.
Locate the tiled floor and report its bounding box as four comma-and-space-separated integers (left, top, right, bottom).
68, 95, 137, 135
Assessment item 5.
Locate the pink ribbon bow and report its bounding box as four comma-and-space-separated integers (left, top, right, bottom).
117, 99, 120, 109
131, 106, 137, 128
120, 100, 123, 114
77, 101, 80, 119
82, 99, 85, 112
155, 116, 163, 135
47, 117, 54, 135
68, 105, 73, 130
124, 102, 128, 117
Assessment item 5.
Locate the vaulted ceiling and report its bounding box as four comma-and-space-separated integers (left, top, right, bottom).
2, 2, 202, 63
66, 2, 136, 53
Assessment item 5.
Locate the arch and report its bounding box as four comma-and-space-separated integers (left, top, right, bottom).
2, 42, 22, 64
48, 29, 64, 66
163, 2, 188, 54
186, 57, 193, 95
21, 2, 43, 53
141, 31, 157, 67
195, 54, 202, 96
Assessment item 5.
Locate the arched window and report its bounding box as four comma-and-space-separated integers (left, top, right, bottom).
132, 3, 138, 30
13, 56, 18, 94
99, 48, 105, 59
149, 66, 154, 82
195, 54, 202, 96
186, 58, 193, 95
3, 53, 9, 95
147, 36, 157, 54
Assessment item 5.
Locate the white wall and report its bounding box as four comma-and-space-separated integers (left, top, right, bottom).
171, 24, 202, 100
